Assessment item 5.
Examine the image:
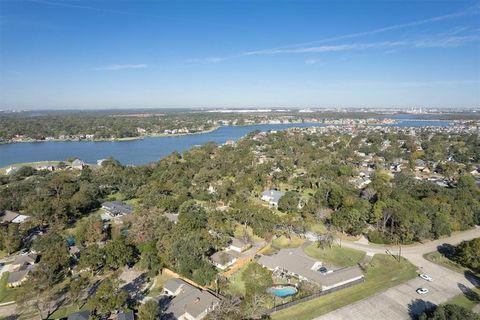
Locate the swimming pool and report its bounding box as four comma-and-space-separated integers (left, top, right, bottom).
268, 286, 298, 298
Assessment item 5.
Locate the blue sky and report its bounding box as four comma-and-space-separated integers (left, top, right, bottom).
0, 0, 479, 109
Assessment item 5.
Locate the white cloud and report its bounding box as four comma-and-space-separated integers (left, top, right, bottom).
243, 35, 480, 56
95, 64, 147, 71
304, 58, 322, 65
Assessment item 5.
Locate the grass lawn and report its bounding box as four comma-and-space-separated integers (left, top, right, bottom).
423, 251, 476, 276
0, 272, 21, 303
447, 287, 480, 311
271, 235, 305, 249
272, 254, 418, 320
307, 223, 327, 234
48, 304, 87, 319
147, 272, 174, 297
303, 244, 366, 267
225, 262, 251, 296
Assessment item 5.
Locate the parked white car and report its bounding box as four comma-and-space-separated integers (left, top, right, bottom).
419, 274, 433, 281
416, 288, 429, 295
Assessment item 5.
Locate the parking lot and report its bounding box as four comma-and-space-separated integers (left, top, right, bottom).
315, 229, 480, 320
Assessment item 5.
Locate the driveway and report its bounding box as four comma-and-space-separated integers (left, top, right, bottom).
314, 227, 480, 320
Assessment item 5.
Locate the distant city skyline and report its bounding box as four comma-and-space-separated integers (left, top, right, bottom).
0, 0, 479, 109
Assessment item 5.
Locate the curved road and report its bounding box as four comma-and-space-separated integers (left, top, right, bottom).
315, 227, 480, 320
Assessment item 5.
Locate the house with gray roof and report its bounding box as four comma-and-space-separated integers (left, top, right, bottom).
163, 278, 220, 320
11, 253, 38, 271
261, 189, 285, 207
117, 310, 134, 320
102, 201, 133, 218
7, 264, 37, 287
210, 251, 237, 270
227, 237, 250, 253
67, 310, 90, 320
164, 278, 188, 296
71, 159, 86, 170
258, 247, 364, 291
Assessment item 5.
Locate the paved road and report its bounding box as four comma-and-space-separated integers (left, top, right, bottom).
315, 227, 480, 320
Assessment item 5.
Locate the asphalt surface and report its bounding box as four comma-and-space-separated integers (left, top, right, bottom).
315, 227, 480, 320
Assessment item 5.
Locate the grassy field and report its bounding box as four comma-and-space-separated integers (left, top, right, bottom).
447, 287, 480, 311
225, 262, 251, 296
48, 304, 87, 319
147, 272, 174, 297
303, 244, 366, 267
0, 272, 21, 303
271, 254, 418, 320
423, 251, 477, 276
271, 235, 305, 249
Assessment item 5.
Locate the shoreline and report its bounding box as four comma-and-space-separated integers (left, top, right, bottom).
0, 126, 222, 145
0, 118, 451, 145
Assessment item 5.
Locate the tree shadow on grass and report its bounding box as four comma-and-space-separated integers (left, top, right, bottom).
463, 270, 480, 287
408, 299, 436, 320
458, 282, 480, 304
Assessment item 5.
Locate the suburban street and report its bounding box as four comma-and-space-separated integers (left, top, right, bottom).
315, 226, 480, 320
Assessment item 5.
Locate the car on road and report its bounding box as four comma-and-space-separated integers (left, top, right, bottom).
416, 288, 429, 295
318, 267, 328, 273
419, 274, 432, 281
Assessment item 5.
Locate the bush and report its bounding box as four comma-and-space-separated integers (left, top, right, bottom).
367, 230, 392, 245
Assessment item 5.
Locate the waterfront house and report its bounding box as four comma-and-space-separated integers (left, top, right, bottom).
71, 159, 86, 170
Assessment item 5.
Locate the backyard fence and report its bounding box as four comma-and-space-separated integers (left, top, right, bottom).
264, 277, 365, 315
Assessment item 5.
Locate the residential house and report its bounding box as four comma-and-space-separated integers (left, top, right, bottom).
258, 248, 364, 290
101, 201, 133, 219
11, 253, 38, 271
0, 210, 21, 225
163, 278, 220, 320
117, 310, 134, 320
71, 159, 86, 170
67, 311, 90, 320
164, 213, 179, 224
261, 190, 285, 207
5, 166, 20, 175
7, 264, 37, 287
210, 251, 237, 270
227, 237, 250, 253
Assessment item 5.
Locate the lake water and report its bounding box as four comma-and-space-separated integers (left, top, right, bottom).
0, 120, 450, 168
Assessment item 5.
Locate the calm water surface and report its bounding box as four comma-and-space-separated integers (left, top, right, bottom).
0, 120, 450, 167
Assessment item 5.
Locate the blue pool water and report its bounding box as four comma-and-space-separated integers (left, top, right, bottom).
268, 286, 298, 298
